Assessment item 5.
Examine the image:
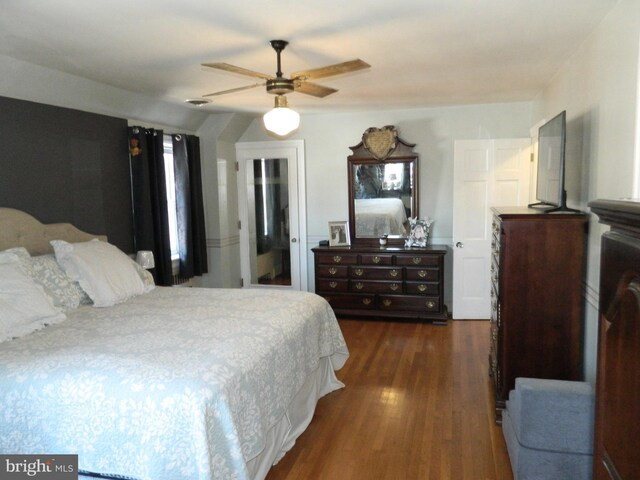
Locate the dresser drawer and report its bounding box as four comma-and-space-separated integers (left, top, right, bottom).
315, 253, 358, 265
321, 293, 376, 310
350, 266, 403, 280
351, 279, 403, 294
405, 281, 439, 295
360, 253, 393, 265
317, 278, 349, 292
316, 265, 349, 278
378, 294, 440, 313
405, 267, 439, 282
395, 254, 439, 267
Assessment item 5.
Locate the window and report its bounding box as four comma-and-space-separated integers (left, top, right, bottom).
162, 135, 180, 260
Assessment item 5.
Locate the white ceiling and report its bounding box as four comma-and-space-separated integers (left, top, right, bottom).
0, 0, 617, 115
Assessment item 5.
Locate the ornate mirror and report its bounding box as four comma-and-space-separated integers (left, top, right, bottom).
347, 126, 418, 246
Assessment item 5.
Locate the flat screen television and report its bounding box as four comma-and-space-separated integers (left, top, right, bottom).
528, 110, 580, 213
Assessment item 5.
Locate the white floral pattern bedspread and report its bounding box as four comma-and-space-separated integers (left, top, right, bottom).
0, 287, 348, 479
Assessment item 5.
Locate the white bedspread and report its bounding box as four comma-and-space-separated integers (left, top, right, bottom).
355, 197, 408, 236
0, 287, 348, 480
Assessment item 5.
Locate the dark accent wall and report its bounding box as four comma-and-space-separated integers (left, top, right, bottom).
0, 96, 133, 253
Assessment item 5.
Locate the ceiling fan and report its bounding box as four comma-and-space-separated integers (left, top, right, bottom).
187, 40, 370, 105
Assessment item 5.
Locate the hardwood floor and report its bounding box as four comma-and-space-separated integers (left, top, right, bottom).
266, 319, 514, 480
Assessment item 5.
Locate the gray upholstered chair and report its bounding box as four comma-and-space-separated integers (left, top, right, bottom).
501, 377, 595, 480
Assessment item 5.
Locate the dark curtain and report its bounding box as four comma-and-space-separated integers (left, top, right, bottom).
171, 134, 208, 277
128, 127, 173, 285
185, 135, 208, 276
129, 128, 208, 285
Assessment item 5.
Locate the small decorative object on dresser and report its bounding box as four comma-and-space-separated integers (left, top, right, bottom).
405, 217, 433, 247
328, 221, 350, 247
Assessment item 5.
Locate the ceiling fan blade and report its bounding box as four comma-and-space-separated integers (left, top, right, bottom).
291, 59, 370, 81
294, 81, 337, 98
202, 62, 273, 80
203, 83, 265, 98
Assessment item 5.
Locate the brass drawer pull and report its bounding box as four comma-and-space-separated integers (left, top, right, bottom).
354, 268, 364, 276
418, 284, 427, 292
355, 282, 364, 290
329, 281, 338, 289
328, 267, 337, 275
333, 255, 342, 263
412, 257, 422, 264
373, 256, 381, 264
389, 269, 399, 277
389, 283, 399, 291
426, 300, 436, 309
383, 299, 392, 307
362, 298, 372, 305
418, 270, 427, 278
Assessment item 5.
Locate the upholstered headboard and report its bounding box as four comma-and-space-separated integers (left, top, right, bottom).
0, 208, 107, 255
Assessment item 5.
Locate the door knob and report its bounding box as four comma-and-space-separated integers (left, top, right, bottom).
456, 242, 464, 248
291, 238, 297, 243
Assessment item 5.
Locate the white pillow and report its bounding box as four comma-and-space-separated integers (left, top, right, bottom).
3, 247, 91, 309
0, 251, 66, 343
51, 239, 146, 307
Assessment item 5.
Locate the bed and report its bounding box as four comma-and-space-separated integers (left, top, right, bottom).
354, 197, 408, 236
0, 208, 349, 480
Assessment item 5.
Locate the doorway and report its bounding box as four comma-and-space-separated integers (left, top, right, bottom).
236, 141, 307, 291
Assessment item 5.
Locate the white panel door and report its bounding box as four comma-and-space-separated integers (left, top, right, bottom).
452, 139, 531, 319
236, 140, 307, 291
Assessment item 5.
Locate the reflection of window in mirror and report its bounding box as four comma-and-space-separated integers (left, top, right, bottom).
382, 163, 404, 191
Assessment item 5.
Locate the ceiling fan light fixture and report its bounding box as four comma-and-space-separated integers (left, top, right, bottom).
263, 95, 300, 136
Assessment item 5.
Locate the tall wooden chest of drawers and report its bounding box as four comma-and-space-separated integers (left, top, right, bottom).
312, 245, 448, 324
489, 207, 588, 422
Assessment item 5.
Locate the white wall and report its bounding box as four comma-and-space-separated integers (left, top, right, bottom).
532, 0, 640, 382
195, 113, 255, 288
239, 102, 533, 304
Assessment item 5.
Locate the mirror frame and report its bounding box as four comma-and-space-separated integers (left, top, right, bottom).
347, 135, 419, 247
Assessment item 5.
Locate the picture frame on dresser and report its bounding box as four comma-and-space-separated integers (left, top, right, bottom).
328, 221, 350, 247
405, 218, 432, 247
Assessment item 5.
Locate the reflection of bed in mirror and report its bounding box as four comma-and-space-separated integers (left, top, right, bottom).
355, 197, 408, 236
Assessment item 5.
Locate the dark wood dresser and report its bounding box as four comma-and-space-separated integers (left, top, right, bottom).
312, 245, 448, 324
489, 206, 588, 422
589, 199, 640, 480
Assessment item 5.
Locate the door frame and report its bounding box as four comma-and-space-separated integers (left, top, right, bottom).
235, 140, 307, 291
